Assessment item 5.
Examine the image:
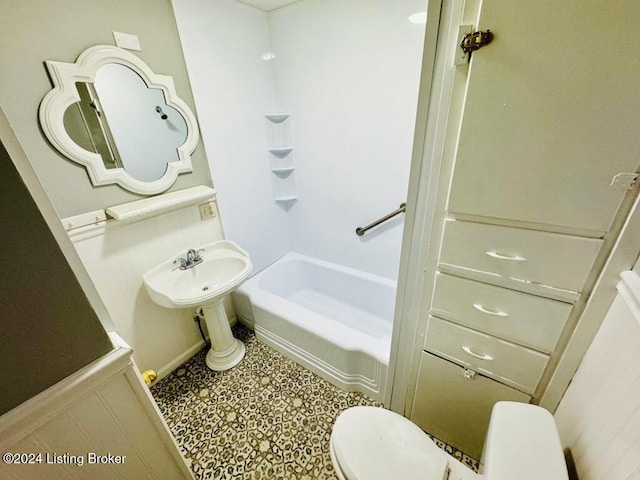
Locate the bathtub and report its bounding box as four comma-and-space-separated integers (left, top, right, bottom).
234, 252, 395, 401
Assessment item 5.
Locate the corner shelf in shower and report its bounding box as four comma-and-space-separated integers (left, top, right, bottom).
265, 110, 297, 206
271, 166, 295, 177
268, 146, 293, 158
274, 195, 298, 204
264, 112, 290, 123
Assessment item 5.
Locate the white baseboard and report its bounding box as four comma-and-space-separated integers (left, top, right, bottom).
155, 340, 205, 383
153, 314, 238, 383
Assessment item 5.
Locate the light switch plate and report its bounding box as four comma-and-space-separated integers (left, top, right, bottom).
113, 31, 141, 51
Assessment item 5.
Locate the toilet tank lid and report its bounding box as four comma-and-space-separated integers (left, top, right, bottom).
484, 402, 568, 480
331, 407, 448, 480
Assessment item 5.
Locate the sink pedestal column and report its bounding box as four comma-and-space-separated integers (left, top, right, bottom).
201, 298, 245, 371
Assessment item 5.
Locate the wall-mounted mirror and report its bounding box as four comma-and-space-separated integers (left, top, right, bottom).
39, 45, 199, 195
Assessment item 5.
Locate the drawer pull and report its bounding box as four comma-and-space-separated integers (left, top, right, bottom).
485, 250, 527, 262
472, 303, 509, 317
462, 346, 494, 361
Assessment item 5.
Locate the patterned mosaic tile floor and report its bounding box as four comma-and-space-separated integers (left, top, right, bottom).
152, 324, 479, 479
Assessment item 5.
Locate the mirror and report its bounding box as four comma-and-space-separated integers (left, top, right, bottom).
39, 45, 199, 195
65, 65, 189, 182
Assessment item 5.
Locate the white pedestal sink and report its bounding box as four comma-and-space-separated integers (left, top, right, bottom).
143, 240, 252, 371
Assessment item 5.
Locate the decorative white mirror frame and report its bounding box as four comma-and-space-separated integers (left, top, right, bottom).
39, 45, 199, 195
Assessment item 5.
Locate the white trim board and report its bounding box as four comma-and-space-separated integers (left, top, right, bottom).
618, 271, 640, 325
540, 192, 640, 410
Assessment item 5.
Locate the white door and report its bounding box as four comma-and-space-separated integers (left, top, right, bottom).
447, 0, 640, 233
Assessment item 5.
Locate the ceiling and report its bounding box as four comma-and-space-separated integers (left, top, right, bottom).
236, 0, 302, 12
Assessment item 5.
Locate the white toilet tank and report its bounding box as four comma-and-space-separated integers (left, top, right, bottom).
484, 402, 569, 480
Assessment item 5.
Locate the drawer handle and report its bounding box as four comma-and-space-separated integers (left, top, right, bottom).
462, 346, 494, 361
472, 303, 509, 317
485, 250, 527, 262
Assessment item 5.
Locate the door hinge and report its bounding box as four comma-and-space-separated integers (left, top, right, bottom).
460, 29, 494, 53
610, 172, 639, 191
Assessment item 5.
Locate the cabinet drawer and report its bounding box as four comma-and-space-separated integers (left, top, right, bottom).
431, 273, 571, 353
424, 316, 548, 393
439, 219, 602, 294
411, 351, 530, 459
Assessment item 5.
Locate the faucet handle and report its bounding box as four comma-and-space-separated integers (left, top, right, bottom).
189, 248, 204, 262
173, 257, 188, 270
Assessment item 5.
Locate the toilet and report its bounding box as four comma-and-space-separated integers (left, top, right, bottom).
330, 401, 569, 480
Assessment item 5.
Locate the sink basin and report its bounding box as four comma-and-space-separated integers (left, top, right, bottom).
143, 240, 252, 371
143, 240, 252, 309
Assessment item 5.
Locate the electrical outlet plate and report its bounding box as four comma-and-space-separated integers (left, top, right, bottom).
199, 201, 217, 220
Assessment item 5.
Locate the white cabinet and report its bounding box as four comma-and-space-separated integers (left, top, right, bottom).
425, 316, 548, 394
446, 0, 639, 234
411, 352, 529, 460
413, 215, 606, 456
413, 217, 606, 454
438, 219, 602, 297
432, 273, 570, 353
408, 0, 640, 459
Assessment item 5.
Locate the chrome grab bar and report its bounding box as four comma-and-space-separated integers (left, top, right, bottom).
355, 203, 406, 236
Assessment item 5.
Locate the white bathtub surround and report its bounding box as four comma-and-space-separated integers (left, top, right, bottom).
171, 0, 425, 402
269, 0, 426, 280
65, 200, 234, 380
235, 253, 395, 401
172, 0, 425, 280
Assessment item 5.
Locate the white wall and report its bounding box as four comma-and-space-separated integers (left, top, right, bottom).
172, 0, 291, 273
554, 263, 640, 479
269, 0, 426, 279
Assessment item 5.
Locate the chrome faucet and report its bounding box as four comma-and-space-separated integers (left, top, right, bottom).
174, 248, 204, 270
186, 248, 201, 263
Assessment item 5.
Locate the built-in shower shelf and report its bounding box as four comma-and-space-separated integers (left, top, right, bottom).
268, 146, 293, 158
266, 111, 296, 205
265, 112, 290, 123
271, 167, 295, 177
274, 195, 298, 204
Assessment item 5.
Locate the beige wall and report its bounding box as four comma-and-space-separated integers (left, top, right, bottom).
0, 0, 213, 218
0, 1, 225, 379
0, 139, 112, 415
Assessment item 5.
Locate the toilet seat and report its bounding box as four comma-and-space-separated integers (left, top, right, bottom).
330, 406, 448, 480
